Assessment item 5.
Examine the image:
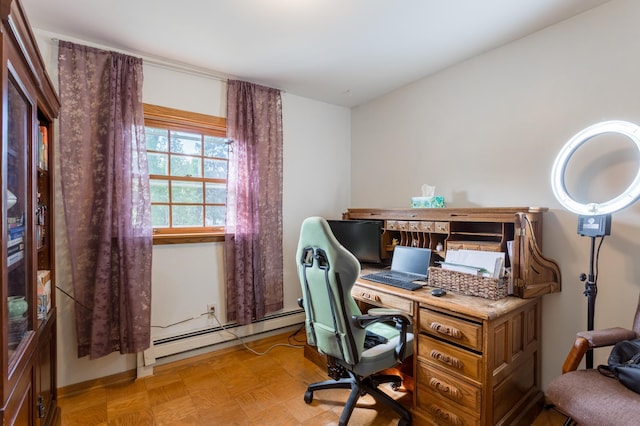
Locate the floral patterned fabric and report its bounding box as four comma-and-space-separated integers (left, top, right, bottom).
57, 41, 152, 359
225, 80, 284, 324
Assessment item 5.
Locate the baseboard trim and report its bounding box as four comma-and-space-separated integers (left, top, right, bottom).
150, 310, 305, 360
57, 330, 303, 398
57, 369, 137, 398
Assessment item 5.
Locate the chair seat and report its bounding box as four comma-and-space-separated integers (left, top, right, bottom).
347, 332, 414, 377
546, 369, 640, 426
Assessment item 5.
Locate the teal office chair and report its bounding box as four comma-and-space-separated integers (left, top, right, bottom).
296, 216, 413, 426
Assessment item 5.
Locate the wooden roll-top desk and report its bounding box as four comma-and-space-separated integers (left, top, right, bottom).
310, 207, 562, 425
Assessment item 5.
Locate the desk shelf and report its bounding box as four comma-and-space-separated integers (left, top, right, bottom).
344, 207, 561, 298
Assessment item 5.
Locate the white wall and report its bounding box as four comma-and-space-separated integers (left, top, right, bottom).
352, 0, 640, 389
35, 32, 351, 387
38, 0, 640, 392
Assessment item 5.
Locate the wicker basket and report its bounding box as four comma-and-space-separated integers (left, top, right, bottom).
427, 267, 508, 300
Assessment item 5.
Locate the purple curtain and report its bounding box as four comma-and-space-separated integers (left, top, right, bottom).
57, 41, 152, 359
225, 80, 283, 324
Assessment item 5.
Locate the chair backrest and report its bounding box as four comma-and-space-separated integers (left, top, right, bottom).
296, 216, 365, 366
633, 292, 640, 336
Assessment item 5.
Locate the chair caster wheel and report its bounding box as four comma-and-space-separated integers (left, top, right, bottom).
304, 390, 313, 404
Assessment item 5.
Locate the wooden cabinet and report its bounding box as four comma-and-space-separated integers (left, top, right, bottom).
350, 280, 544, 425
344, 207, 561, 298
1, 0, 60, 424
414, 298, 541, 425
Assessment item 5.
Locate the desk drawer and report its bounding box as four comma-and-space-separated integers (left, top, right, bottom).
434, 221, 449, 234
420, 309, 483, 352
386, 220, 409, 231
352, 284, 413, 316
418, 335, 482, 382
417, 361, 481, 414
415, 398, 481, 426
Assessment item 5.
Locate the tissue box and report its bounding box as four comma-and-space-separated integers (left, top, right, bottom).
411, 196, 445, 208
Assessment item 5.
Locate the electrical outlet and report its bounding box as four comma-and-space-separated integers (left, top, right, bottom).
207, 304, 216, 318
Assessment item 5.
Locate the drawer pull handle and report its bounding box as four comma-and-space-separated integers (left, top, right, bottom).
430, 349, 464, 370
430, 322, 463, 339
360, 292, 381, 303
429, 378, 461, 400
429, 405, 462, 426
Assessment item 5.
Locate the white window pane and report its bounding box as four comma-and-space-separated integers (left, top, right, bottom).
170, 131, 202, 155
171, 181, 203, 203
150, 179, 169, 202
206, 206, 226, 226
170, 155, 202, 177
205, 182, 226, 204
172, 205, 203, 227
148, 153, 168, 175
204, 136, 229, 159
152, 205, 169, 227
146, 127, 169, 152
204, 159, 227, 179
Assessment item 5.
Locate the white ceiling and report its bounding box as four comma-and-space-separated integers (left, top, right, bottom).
23, 0, 611, 107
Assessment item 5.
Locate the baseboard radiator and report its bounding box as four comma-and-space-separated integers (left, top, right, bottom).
140, 309, 305, 374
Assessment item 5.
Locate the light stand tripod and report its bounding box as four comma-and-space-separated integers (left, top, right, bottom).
577, 214, 610, 369
578, 236, 597, 369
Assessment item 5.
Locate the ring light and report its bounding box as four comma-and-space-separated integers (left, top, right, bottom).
551, 120, 640, 215
551, 120, 640, 370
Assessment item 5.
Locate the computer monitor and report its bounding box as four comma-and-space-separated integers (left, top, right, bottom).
327, 219, 383, 264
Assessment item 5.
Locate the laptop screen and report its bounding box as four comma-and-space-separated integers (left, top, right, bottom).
391, 246, 432, 278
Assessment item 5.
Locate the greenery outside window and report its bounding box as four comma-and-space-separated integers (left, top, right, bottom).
144, 104, 227, 244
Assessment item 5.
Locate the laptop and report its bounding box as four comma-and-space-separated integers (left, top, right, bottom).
362, 246, 432, 284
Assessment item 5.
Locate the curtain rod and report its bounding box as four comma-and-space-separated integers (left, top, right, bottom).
43, 30, 230, 83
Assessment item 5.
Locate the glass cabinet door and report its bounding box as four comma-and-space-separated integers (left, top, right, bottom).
6, 76, 33, 365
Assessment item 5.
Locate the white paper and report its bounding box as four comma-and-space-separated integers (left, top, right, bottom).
439, 262, 484, 275
421, 184, 435, 197
443, 249, 505, 278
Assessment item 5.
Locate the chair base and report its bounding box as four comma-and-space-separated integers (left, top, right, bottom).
304, 372, 412, 426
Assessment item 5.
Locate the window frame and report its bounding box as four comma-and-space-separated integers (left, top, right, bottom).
144, 103, 227, 245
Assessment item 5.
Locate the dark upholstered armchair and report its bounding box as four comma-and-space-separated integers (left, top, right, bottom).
546, 293, 640, 425
296, 216, 414, 426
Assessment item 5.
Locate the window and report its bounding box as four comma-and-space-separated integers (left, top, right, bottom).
143, 104, 227, 244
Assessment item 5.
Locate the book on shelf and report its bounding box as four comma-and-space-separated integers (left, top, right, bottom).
8, 225, 24, 241
8, 241, 24, 256
8, 216, 23, 226
7, 250, 24, 266
38, 125, 48, 170
36, 225, 45, 249
8, 235, 23, 248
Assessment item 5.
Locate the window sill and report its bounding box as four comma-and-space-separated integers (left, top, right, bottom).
153, 233, 225, 245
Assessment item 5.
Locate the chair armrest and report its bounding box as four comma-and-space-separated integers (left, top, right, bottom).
353, 308, 412, 328
562, 327, 637, 373
576, 327, 636, 347
352, 308, 412, 361
367, 307, 410, 319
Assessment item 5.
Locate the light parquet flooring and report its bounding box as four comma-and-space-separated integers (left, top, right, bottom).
58, 331, 569, 426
